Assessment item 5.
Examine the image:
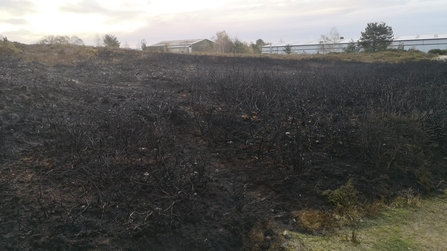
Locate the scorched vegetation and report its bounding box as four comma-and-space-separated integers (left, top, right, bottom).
0, 46, 446, 250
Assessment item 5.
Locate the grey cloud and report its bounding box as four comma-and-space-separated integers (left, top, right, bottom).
1, 28, 41, 44
59, 0, 110, 14
0, 18, 28, 25
0, 0, 37, 15
3, 0, 447, 47
59, 0, 145, 18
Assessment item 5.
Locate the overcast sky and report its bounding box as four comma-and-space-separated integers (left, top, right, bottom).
1, 0, 446, 47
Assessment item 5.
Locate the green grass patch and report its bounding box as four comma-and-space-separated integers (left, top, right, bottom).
373, 237, 417, 251
287, 191, 447, 251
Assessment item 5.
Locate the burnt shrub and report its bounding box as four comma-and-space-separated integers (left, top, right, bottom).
161, 57, 447, 196
188, 58, 447, 199
40, 91, 210, 236
358, 112, 430, 171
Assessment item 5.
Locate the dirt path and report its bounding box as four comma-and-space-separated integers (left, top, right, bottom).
288, 192, 447, 250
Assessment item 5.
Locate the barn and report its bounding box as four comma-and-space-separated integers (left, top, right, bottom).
262, 34, 447, 54
146, 39, 214, 53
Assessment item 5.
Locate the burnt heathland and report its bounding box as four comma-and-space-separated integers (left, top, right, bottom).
1, 48, 446, 250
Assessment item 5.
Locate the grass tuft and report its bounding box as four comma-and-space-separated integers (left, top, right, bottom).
390, 188, 422, 208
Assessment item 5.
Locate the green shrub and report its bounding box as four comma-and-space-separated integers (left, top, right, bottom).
323, 179, 359, 209
428, 49, 447, 55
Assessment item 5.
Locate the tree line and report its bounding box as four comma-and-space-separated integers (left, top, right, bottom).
32, 22, 417, 55
281, 22, 395, 54
37, 34, 123, 48
34, 32, 267, 54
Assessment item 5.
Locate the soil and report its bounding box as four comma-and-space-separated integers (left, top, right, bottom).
1, 47, 446, 250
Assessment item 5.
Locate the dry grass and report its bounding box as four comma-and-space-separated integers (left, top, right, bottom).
292, 209, 334, 233
278, 49, 436, 63
2, 42, 436, 66
293, 180, 367, 234
2, 43, 148, 66
193, 49, 436, 63
390, 188, 422, 208
0, 41, 22, 55
247, 219, 285, 251
361, 200, 386, 217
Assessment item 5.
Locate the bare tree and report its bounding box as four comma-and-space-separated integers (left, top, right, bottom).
95, 34, 103, 47
319, 27, 341, 53
212, 30, 233, 53
123, 41, 130, 49
38, 35, 84, 46
69, 36, 84, 46
38, 35, 69, 45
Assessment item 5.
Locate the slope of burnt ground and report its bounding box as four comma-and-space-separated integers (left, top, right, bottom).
0, 50, 446, 250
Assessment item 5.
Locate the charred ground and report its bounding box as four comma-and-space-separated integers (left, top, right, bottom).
1, 47, 447, 250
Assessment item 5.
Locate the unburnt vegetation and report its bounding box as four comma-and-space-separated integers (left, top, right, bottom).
0, 45, 446, 250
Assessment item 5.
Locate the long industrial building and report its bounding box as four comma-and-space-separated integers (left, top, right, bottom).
262, 34, 447, 54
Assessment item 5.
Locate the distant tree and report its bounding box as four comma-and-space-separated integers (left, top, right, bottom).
256, 39, 266, 47
38, 35, 68, 44
103, 34, 120, 48
319, 27, 341, 53
2, 36, 8, 42
69, 36, 84, 45
163, 44, 170, 53
123, 41, 130, 49
212, 30, 233, 53
344, 39, 359, 53
283, 44, 292, 54
95, 34, 102, 47
428, 49, 447, 55
250, 39, 267, 54
140, 39, 147, 50
38, 35, 84, 45
358, 22, 394, 52
249, 43, 257, 54
232, 38, 251, 54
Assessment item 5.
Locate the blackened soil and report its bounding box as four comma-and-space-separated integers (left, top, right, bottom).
1, 50, 446, 250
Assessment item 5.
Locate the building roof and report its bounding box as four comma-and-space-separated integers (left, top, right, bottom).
264, 39, 356, 48
148, 39, 213, 47
394, 34, 447, 41
263, 34, 447, 48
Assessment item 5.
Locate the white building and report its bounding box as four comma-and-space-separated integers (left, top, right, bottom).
262, 34, 447, 54
146, 39, 214, 53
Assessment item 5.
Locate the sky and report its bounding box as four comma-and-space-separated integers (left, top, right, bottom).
1, 0, 446, 47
